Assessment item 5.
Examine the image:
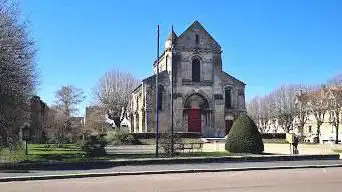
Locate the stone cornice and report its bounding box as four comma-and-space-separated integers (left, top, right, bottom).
182, 79, 213, 86
174, 47, 221, 54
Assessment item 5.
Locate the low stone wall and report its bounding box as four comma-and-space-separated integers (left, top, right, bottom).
203, 142, 341, 155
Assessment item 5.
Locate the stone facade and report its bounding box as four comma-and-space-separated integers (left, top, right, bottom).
131, 21, 246, 137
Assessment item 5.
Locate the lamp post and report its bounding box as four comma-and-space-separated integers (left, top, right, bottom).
155, 25, 160, 158
170, 25, 174, 156
22, 125, 30, 155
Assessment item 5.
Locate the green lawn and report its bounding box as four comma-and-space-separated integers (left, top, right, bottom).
28, 144, 85, 155
0, 143, 234, 163
0, 143, 277, 163
333, 149, 342, 153
0, 144, 86, 163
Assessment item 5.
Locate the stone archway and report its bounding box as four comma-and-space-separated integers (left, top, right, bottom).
183, 93, 211, 133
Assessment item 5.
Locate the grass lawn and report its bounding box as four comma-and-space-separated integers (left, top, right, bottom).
333, 149, 342, 153
28, 144, 86, 155
1, 143, 277, 163
0, 144, 86, 163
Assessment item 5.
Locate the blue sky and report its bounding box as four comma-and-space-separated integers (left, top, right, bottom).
21, 0, 342, 116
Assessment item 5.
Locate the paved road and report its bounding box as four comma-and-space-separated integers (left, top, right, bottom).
0, 160, 341, 178
1, 167, 342, 191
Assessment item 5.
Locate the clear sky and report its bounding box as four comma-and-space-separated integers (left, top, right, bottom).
21, 0, 342, 116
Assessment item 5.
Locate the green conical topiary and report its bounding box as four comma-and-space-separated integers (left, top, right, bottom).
225, 113, 264, 154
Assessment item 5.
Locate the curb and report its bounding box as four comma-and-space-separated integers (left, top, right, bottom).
0, 154, 340, 170
1, 163, 342, 182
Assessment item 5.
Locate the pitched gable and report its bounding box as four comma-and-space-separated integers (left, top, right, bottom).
175, 21, 221, 51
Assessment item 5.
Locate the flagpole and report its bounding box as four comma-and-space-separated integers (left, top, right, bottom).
170, 25, 174, 156
155, 25, 160, 158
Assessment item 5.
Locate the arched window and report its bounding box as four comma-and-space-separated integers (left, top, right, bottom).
225, 87, 232, 109
192, 59, 200, 82
195, 34, 199, 44
158, 85, 164, 110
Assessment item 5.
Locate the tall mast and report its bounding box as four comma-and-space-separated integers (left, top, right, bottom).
155, 25, 160, 158
170, 25, 174, 156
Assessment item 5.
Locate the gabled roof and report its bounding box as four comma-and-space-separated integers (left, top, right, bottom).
222, 72, 246, 86
132, 83, 142, 94
177, 20, 221, 49
166, 31, 177, 41
142, 70, 168, 84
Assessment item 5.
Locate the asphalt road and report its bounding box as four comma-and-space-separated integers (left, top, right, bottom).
0, 160, 341, 178
1, 167, 342, 191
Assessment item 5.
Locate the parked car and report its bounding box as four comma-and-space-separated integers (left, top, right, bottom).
304, 133, 319, 143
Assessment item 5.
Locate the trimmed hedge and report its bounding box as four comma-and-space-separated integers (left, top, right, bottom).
80, 135, 107, 157
225, 113, 264, 154
261, 133, 286, 139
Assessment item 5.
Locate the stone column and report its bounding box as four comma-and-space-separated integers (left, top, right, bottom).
208, 110, 212, 136
184, 109, 188, 132
201, 113, 205, 135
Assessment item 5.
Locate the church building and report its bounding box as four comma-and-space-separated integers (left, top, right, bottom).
130, 21, 246, 137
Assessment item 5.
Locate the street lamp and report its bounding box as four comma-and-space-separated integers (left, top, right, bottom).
21, 125, 30, 155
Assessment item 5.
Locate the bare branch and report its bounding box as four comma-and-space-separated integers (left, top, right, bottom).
93, 69, 139, 127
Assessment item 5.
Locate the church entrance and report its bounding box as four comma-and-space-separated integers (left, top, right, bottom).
184, 93, 211, 134
188, 108, 201, 132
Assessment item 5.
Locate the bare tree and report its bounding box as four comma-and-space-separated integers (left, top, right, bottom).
54, 85, 85, 143
0, 0, 37, 147
307, 87, 328, 142
93, 69, 139, 128
248, 96, 272, 133
50, 108, 69, 143
259, 97, 271, 133
327, 87, 342, 144
55, 85, 85, 117
247, 97, 261, 128
270, 85, 297, 133
84, 106, 109, 136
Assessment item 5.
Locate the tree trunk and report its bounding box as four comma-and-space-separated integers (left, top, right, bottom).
113, 116, 121, 130
316, 122, 321, 143
335, 124, 339, 144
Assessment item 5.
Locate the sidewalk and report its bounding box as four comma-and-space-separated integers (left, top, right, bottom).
1, 159, 342, 182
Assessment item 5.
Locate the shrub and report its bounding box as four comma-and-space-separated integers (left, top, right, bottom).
0, 144, 26, 162
261, 133, 286, 139
160, 133, 181, 156
81, 135, 107, 157
125, 134, 140, 145
225, 113, 264, 154
105, 131, 142, 145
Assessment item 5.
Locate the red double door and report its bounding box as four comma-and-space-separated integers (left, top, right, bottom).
188, 109, 201, 133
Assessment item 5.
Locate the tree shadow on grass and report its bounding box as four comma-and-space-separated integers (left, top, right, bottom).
4, 152, 287, 171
